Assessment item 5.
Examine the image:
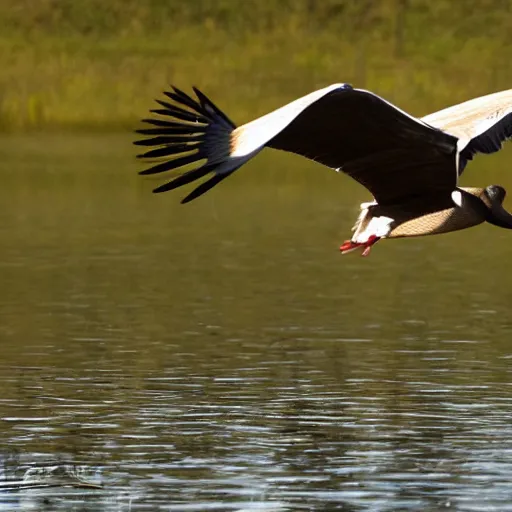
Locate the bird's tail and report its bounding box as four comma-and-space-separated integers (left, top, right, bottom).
135, 86, 249, 203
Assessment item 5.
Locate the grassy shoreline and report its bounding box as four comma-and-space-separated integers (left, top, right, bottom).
0, 0, 510, 132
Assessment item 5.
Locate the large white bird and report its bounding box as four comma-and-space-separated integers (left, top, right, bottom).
135, 84, 512, 256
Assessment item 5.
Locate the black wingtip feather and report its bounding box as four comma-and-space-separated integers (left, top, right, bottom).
153, 100, 208, 123
135, 127, 205, 137
136, 85, 239, 201
164, 88, 209, 117
138, 154, 204, 175
152, 163, 217, 194
180, 173, 232, 203
133, 135, 204, 146
139, 119, 204, 132
141, 117, 200, 130
171, 86, 197, 104
136, 145, 202, 160
192, 86, 236, 128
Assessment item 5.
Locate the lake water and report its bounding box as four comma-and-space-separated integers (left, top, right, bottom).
1, 133, 512, 511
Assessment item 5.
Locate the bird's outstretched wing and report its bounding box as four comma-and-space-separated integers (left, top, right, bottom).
422, 89, 512, 172
136, 84, 458, 204
264, 85, 458, 204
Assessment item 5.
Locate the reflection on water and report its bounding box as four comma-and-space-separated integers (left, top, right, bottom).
0, 134, 512, 510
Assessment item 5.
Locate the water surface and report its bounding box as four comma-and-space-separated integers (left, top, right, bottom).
0, 134, 512, 510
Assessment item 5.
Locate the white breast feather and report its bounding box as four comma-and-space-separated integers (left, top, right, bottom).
353, 216, 394, 243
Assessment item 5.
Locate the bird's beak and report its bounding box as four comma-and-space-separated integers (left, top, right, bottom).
487, 203, 512, 229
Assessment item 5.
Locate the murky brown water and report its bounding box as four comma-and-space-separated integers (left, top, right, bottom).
0, 134, 512, 510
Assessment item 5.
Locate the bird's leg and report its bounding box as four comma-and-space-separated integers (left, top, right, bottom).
340, 235, 380, 256
361, 235, 379, 256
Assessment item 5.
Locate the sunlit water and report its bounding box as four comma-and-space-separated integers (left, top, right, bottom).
0, 134, 512, 510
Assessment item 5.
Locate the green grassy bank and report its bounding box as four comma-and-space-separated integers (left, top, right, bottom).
0, 0, 510, 131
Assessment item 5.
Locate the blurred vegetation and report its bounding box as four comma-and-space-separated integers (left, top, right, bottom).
0, 0, 510, 131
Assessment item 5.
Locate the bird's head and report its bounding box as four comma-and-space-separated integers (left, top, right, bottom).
484, 184, 507, 204
452, 185, 512, 230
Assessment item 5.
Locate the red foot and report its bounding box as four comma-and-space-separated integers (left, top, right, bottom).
340, 235, 380, 257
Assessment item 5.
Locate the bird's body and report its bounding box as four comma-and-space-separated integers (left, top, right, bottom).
135, 84, 512, 256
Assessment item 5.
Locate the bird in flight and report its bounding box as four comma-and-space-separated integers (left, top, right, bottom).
135, 84, 512, 256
